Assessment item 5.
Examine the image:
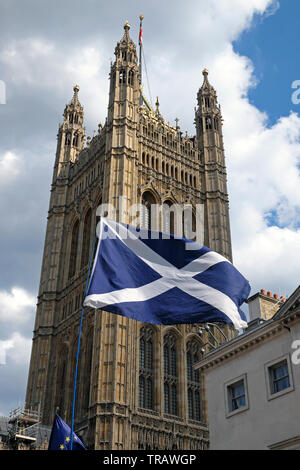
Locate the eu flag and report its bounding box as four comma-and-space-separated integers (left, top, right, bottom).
48, 413, 86, 450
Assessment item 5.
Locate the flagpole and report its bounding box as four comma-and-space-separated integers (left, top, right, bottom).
139, 14, 144, 105
70, 234, 98, 450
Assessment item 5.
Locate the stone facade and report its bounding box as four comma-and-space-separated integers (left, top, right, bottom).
25, 22, 233, 450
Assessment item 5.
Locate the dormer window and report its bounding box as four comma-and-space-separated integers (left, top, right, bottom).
122, 50, 127, 61
69, 113, 73, 124
74, 114, 79, 124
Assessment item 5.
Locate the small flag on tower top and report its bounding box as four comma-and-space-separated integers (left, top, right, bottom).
139, 14, 143, 45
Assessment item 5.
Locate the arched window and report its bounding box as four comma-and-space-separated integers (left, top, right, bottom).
214, 117, 219, 131
73, 133, 78, 147
81, 208, 92, 268
162, 200, 175, 235
55, 346, 68, 414
65, 132, 71, 146
182, 207, 196, 240
164, 333, 178, 416
68, 219, 79, 278
119, 69, 126, 84
141, 191, 156, 230
139, 327, 154, 410
142, 152, 145, 164
186, 341, 202, 421
82, 330, 93, 415
205, 116, 212, 130
128, 69, 134, 86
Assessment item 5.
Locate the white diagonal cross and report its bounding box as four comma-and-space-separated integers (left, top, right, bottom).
84, 219, 247, 329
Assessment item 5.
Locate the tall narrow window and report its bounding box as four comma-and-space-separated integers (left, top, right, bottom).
182, 207, 196, 240
82, 331, 93, 415
73, 133, 78, 147
68, 219, 79, 278
81, 208, 92, 268
119, 69, 126, 84
186, 341, 202, 421
164, 333, 178, 416
128, 69, 134, 86
65, 132, 71, 146
204, 97, 210, 108
55, 347, 68, 414
139, 327, 154, 410
162, 200, 175, 235
205, 116, 212, 130
141, 191, 156, 230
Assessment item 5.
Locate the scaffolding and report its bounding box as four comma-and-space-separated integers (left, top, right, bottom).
6, 406, 51, 450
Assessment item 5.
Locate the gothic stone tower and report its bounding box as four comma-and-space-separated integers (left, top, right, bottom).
25, 22, 233, 450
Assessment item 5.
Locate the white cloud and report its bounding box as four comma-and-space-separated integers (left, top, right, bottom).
0, 338, 13, 365
0, 287, 36, 324
0, 151, 22, 185
204, 46, 300, 296
1, 332, 32, 365
0, 38, 109, 128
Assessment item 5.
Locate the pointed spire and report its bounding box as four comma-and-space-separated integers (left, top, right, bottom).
200, 67, 216, 93
202, 67, 209, 80
72, 84, 80, 104
124, 20, 130, 34
155, 96, 160, 115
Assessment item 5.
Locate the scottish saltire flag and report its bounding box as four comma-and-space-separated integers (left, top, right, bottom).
48, 413, 85, 450
84, 219, 250, 330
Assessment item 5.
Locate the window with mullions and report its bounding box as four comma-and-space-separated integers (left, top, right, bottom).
68, 219, 79, 279
164, 333, 178, 416
186, 341, 202, 421
228, 380, 246, 412
139, 327, 154, 410
269, 360, 290, 394
141, 191, 156, 230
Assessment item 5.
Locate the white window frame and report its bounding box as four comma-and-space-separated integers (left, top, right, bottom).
264, 354, 294, 401
224, 373, 249, 418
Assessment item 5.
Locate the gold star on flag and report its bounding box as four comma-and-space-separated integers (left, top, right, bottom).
60, 444, 64, 450
66, 437, 70, 442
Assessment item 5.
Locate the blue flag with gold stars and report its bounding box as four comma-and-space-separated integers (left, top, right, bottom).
48, 413, 86, 450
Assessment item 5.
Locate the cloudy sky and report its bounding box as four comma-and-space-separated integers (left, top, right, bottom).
0, 0, 300, 416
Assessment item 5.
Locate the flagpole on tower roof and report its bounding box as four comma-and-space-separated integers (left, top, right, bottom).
139, 14, 144, 105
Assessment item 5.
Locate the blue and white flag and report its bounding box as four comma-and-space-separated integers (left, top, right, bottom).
83, 219, 250, 330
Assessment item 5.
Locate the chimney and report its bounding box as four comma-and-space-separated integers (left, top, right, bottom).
246, 289, 285, 321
